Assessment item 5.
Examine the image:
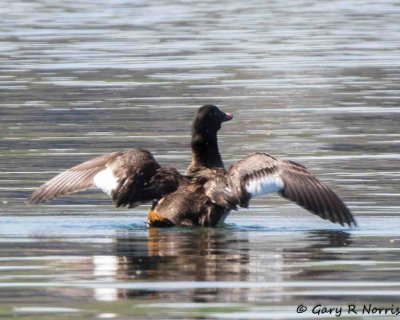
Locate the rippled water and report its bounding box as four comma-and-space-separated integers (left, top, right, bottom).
1, 0, 400, 319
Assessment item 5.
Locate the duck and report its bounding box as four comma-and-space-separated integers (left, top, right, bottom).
28, 105, 356, 227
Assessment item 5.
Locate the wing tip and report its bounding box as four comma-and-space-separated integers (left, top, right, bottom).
347, 214, 357, 228
339, 202, 357, 228
341, 219, 357, 228
27, 191, 51, 204
330, 206, 357, 228
27, 191, 41, 204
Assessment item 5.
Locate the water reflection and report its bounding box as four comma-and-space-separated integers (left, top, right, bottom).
89, 228, 353, 302
287, 231, 352, 281
119, 228, 248, 280
3, 222, 400, 318
111, 228, 250, 301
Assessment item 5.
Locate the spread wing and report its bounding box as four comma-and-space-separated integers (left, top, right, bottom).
226, 153, 356, 227
28, 151, 124, 204
28, 148, 181, 208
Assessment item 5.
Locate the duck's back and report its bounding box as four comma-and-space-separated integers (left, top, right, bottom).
149, 168, 230, 227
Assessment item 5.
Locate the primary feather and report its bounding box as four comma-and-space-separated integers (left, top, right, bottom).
224, 153, 356, 226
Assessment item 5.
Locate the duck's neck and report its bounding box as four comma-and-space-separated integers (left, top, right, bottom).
189, 131, 224, 172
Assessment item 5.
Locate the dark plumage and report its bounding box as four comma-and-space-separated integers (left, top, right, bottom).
29, 104, 356, 227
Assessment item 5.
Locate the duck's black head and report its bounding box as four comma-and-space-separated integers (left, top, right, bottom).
189, 105, 232, 171
192, 104, 233, 135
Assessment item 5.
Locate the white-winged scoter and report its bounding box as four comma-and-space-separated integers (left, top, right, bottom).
29, 105, 356, 227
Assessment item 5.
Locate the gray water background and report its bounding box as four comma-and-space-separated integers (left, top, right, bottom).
1, 0, 400, 319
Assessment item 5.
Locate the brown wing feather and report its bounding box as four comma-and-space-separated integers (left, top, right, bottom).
28, 149, 181, 208
108, 150, 162, 207
28, 152, 123, 203
278, 160, 356, 226
226, 153, 356, 227
227, 153, 281, 207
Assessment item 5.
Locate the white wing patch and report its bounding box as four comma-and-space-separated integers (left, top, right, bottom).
245, 175, 284, 197
93, 168, 118, 196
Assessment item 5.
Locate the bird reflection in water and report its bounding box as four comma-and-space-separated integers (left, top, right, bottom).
92, 228, 352, 302
284, 230, 353, 281
112, 228, 250, 301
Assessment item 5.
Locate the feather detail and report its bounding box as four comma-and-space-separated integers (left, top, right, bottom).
226, 153, 356, 227
28, 149, 173, 208
93, 168, 118, 196
245, 174, 284, 196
